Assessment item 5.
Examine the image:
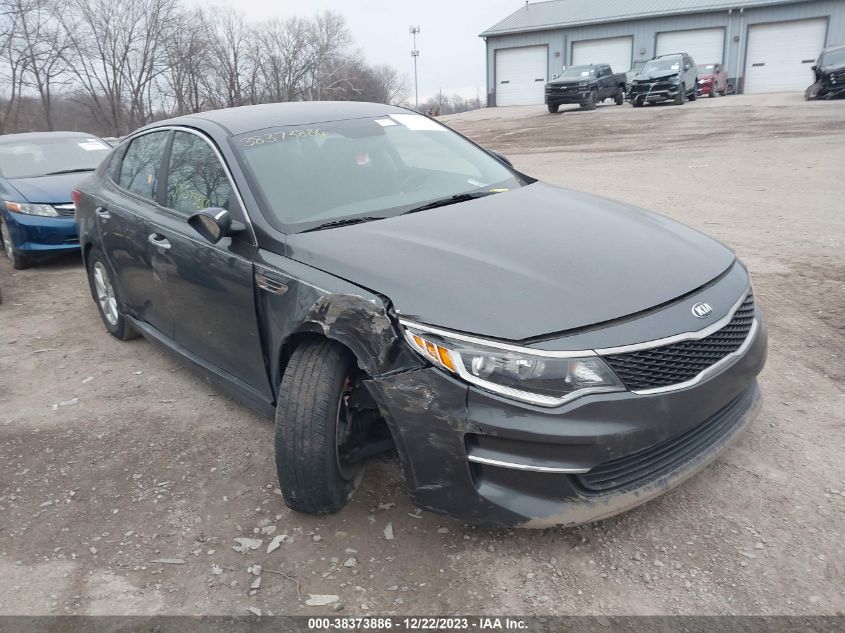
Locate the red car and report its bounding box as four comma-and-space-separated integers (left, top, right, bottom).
696, 63, 728, 97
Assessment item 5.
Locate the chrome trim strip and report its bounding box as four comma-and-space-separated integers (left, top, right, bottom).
398, 284, 751, 360
631, 319, 758, 395
595, 286, 752, 355
120, 125, 258, 245
467, 454, 591, 474
398, 319, 595, 358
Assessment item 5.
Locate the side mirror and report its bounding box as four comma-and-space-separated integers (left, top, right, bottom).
487, 149, 512, 168
811, 65, 817, 72
188, 207, 243, 244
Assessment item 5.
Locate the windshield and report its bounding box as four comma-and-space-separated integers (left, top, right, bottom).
696, 64, 716, 74
640, 57, 682, 76
0, 137, 111, 179
557, 66, 595, 79
233, 114, 526, 233
820, 48, 845, 67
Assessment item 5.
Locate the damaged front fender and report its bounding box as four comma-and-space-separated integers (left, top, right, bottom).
254, 251, 422, 395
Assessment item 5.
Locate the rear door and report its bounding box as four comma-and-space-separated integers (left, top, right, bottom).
146, 129, 271, 399
97, 130, 173, 337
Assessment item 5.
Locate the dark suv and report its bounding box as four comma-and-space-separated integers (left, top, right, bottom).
629, 53, 699, 106
74, 102, 766, 527
805, 44, 845, 100
545, 64, 627, 112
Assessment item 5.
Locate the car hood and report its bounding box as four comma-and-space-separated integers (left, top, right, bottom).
547, 78, 589, 86
286, 182, 735, 341
636, 72, 678, 82
821, 61, 845, 74
4, 172, 91, 203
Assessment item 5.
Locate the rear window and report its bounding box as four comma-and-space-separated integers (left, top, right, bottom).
118, 131, 170, 202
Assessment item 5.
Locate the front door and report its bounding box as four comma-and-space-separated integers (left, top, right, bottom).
147, 130, 272, 399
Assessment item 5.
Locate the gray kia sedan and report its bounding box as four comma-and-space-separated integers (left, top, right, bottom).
74, 102, 766, 527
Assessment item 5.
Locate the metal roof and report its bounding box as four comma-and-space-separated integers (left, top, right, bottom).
480, 0, 813, 36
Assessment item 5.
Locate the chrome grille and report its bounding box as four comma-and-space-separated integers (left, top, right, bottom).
604, 292, 755, 392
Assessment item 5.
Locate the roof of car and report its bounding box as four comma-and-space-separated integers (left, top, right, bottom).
0, 131, 96, 144
150, 101, 411, 136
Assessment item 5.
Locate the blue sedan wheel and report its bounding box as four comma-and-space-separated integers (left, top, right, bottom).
1, 218, 30, 270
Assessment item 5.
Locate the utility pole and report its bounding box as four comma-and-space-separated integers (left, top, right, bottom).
409, 25, 420, 110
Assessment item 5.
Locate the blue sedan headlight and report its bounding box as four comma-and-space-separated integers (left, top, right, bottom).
4, 201, 60, 217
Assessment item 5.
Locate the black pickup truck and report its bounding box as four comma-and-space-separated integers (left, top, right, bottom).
545, 64, 627, 113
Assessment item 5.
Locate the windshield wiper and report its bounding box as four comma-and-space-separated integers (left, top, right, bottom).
301, 216, 384, 233
401, 191, 499, 216
44, 168, 95, 176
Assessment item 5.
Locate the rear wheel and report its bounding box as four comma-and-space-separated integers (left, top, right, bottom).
86, 247, 137, 340
275, 339, 371, 514
1, 218, 30, 270
547, 103, 559, 113
614, 88, 624, 105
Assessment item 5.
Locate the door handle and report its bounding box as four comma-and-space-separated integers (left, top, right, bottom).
147, 233, 171, 250
95, 206, 111, 219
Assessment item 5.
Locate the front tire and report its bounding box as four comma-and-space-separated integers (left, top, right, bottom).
1, 218, 31, 270
674, 84, 686, 105
614, 88, 624, 105
581, 89, 597, 110
86, 247, 137, 340
275, 340, 366, 514
547, 103, 559, 113
689, 85, 697, 101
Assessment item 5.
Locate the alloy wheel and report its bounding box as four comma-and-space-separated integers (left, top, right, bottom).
93, 261, 119, 326
1, 221, 13, 261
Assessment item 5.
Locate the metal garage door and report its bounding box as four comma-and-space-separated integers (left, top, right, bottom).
572, 36, 633, 72
495, 46, 548, 106
744, 19, 827, 93
656, 28, 725, 65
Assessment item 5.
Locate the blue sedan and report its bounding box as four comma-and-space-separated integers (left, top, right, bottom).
0, 131, 111, 269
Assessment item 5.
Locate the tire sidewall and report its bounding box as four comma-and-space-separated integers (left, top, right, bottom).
86, 248, 131, 339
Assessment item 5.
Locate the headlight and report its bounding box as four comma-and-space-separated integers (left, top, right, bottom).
402, 324, 624, 407
670, 75, 681, 85
4, 201, 59, 217
578, 82, 588, 88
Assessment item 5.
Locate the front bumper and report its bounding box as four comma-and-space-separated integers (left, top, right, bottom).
628, 84, 679, 102
545, 90, 590, 105
368, 309, 766, 528
1, 209, 79, 254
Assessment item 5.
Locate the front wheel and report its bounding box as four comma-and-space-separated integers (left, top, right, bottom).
674, 84, 686, 105
1, 218, 31, 270
689, 85, 697, 101
275, 339, 368, 514
581, 89, 597, 110
547, 103, 559, 113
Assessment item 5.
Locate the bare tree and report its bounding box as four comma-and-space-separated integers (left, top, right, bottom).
0, 0, 28, 133
60, 0, 177, 135
11, 0, 71, 129
162, 7, 210, 115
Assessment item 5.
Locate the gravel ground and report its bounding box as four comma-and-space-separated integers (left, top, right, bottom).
0, 93, 843, 616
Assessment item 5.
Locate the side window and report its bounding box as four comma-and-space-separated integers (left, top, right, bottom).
165, 131, 234, 216
118, 132, 169, 201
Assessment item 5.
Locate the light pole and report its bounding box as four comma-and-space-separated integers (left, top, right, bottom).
409, 25, 420, 110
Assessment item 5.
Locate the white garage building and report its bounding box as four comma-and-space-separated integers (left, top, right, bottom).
482, 0, 845, 106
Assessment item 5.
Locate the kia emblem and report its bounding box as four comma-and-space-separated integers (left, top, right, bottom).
691, 302, 713, 319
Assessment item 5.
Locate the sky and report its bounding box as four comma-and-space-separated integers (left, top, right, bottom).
202, 0, 525, 103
